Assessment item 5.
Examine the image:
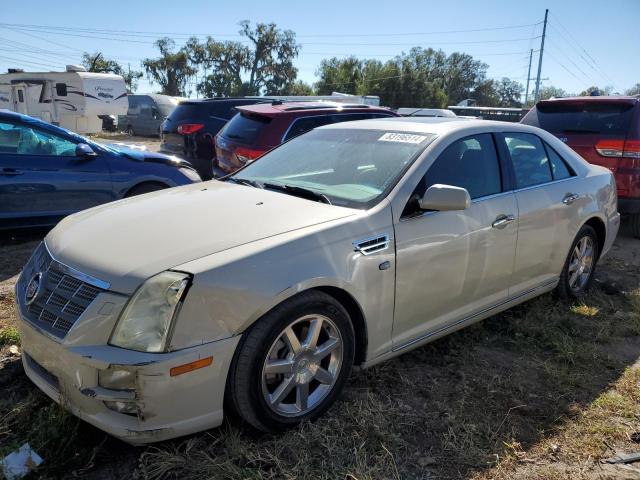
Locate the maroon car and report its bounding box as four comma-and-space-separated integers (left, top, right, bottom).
214, 101, 398, 174
522, 96, 640, 237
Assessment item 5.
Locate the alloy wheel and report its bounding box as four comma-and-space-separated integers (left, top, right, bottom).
568, 236, 594, 292
261, 314, 343, 417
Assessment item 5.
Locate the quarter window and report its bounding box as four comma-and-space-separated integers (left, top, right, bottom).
504, 133, 553, 188
545, 143, 574, 180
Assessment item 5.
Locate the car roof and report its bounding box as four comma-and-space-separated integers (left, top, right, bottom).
236, 101, 389, 117
318, 116, 541, 135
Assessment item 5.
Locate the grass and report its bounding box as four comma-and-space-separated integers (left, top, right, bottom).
0, 326, 19, 346
0, 244, 639, 479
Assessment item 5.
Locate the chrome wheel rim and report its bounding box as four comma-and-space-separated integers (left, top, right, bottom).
568, 236, 594, 291
261, 314, 343, 417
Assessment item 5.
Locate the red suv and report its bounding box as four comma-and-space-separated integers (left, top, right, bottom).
214, 101, 397, 174
522, 96, 640, 237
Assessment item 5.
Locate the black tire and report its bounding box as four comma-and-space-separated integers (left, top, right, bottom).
227, 290, 355, 432
631, 213, 640, 239
126, 126, 135, 136
124, 182, 168, 198
556, 224, 599, 299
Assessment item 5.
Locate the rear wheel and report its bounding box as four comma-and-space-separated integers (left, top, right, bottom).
631, 213, 640, 239
228, 291, 355, 432
557, 225, 599, 298
126, 125, 135, 136
125, 182, 168, 198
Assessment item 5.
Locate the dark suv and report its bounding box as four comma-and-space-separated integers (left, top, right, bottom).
214, 102, 397, 174
160, 98, 273, 179
522, 96, 640, 237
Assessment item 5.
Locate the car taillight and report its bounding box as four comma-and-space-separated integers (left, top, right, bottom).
235, 146, 266, 164
595, 139, 640, 158
177, 123, 204, 135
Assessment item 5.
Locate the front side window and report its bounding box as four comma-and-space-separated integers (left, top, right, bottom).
0, 121, 76, 156
412, 133, 502, 203
505, 133, 552, 189
232, 128, 435, 209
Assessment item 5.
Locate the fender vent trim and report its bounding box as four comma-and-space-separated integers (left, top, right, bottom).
353, 234, 391, 255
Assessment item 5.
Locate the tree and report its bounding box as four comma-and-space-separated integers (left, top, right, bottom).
315, 57, 362, 95
81, 52, 143, 92
626, 83, 640, 96
286, 80, 315, 96
579, 85, 613, 96
495, 77, 524, 107
472, 79, 499, 106
142, 38, 196, 96
538, 85, 568, 101
187, 21, 301, 97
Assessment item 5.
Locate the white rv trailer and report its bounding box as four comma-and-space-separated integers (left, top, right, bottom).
0, 65, 128, 134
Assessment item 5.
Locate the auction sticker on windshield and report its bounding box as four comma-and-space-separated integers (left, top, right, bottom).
378, 132, 428, 144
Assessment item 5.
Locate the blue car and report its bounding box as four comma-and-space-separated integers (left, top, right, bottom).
0, 110, 201, 230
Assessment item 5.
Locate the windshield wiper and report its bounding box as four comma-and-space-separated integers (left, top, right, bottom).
227, 177, 263, 188
263, 183, 332, 205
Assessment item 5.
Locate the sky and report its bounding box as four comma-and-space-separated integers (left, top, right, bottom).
1, 0, 638, 99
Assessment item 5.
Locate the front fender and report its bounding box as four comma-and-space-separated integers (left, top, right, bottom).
170, 206, 396, 361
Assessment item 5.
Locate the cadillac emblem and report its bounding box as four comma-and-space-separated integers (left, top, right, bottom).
25, 272, 42, 305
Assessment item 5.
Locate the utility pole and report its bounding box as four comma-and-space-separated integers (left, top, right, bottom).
534, 8, 548, 103
525, 49, 533, 106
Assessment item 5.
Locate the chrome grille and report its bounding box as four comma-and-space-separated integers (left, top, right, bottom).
18, 243, 106, 339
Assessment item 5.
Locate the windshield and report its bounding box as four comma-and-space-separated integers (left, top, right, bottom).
230, 128, 435, 209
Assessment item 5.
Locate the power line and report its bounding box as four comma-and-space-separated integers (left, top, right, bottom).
1, 25, 541, 47
0, 21, 543, 39
547, 12, 618, 89
0, 54, 63, 69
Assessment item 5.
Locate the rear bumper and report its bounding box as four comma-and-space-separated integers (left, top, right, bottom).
18, 317, 240, 444
618, 197, 640, 214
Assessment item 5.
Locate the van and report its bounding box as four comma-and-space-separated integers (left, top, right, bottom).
120, 94, 181, 137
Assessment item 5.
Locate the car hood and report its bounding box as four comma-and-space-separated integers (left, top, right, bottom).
104, 143, 192, 168
45, 181, 357, 294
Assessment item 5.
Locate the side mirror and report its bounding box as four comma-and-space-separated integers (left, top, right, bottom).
76, 143, 97, 158
419, 184, 470, 211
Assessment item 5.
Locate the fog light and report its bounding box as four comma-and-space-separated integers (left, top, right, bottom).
104, 400, 138, 415
99, 369, 135, 390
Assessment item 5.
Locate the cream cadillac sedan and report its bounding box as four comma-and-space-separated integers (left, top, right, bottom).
16, 118, 619, 443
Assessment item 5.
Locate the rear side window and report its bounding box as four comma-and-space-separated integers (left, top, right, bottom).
524, 102, 634, 135
284, 116, 333, 141
221, 112, 271, 144
168, 104, 205, 121
417, 134, 502, 200
545, 143, 574, 180
505, 133, 552, 188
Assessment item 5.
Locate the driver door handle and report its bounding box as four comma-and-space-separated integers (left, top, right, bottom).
492, 214, 515, 229
562, 193, 580, 205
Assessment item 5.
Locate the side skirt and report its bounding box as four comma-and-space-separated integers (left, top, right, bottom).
360, 278, 558, 369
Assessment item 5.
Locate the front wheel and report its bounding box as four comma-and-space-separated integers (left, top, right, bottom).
227, 291, 355, 432
557, 225, 599, 298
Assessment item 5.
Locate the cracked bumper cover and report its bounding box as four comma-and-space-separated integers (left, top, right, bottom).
18, 318, 240, 444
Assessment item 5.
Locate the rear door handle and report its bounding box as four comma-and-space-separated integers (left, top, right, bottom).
0, 167, 20, 176
562, 193, 580, 205
492, 214, 515, 229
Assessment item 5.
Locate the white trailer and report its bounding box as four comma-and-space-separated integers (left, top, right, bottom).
0, 65, 128, 134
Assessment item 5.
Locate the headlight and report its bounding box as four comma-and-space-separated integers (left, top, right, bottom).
179, 166, 201, 182
110, 271, 190, 353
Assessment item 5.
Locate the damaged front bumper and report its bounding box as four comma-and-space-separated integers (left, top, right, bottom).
19, 319, 240, 444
